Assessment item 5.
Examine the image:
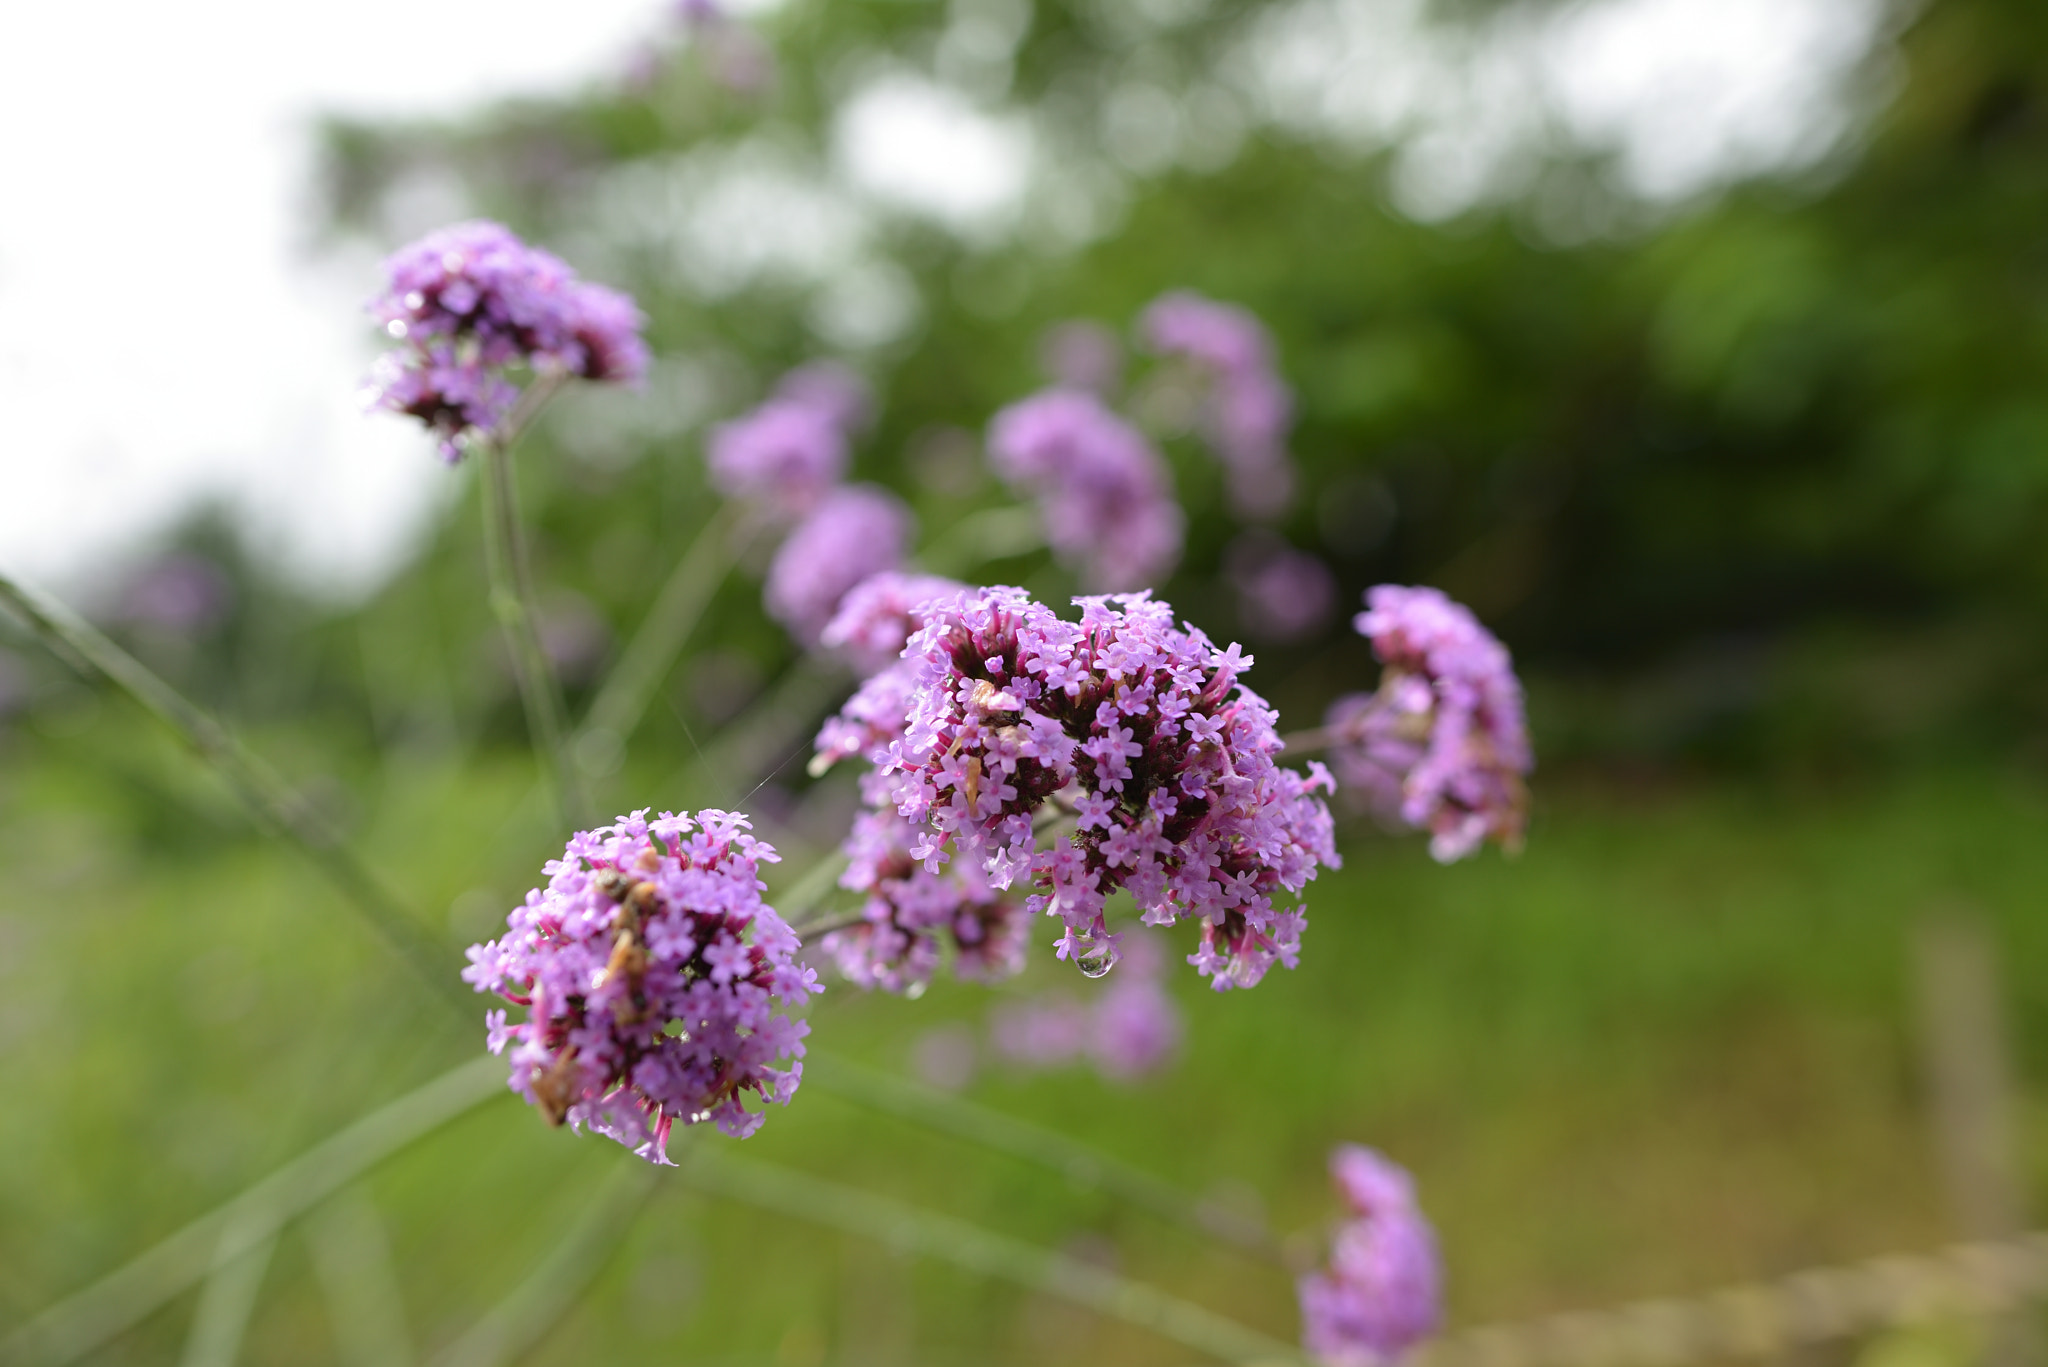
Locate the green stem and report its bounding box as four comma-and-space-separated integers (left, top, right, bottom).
915, 505, 1045, 578
0, 572, 466, 1014
1276, 725, 1336, 756
802, 1052, 1284, 1264
0, 1057, 505, 1367
177, 1221, 277, 1367
576, 504, 751, 762
430, 1160, 658, 1367
480, 425, 586, 830
680, 1147, 1303, 1365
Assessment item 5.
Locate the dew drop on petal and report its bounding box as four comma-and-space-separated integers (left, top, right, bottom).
1075, 943, 1117, 979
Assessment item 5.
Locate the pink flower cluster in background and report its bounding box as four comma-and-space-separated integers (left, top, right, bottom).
707, 361, 869, 522
1323, 585, 1531, 862
989, 930, 1183, 1079
366, 220, 647, 461
710, 362, 921, 651
763, 485, 912, 644
1299, 1147, 1442, 1365
987, 389, 1184, 592
1141, 290, 1296, 520
461, 809, 820, 1160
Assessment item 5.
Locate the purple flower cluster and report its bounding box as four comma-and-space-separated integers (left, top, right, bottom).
989, 930, 1183, 1079
1298, 1147, 1442, 1365
821, 796, 1031, 993
707, 363, 870, 520
858, 586, 1338, 989
1142, 291, 1295, 520
811, 581, 1032, 995
1324, 585, 1531, 862
461, 809, 820, 1160
987, 390, 1183, 592
366, 220, 648, 461
764, 485, 913, 645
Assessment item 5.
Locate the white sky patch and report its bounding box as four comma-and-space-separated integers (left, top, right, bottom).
0, 0, 664, 600
834, 74, 1036, 237
1540, 0, 1890, 201
1238, 0, 1893, 218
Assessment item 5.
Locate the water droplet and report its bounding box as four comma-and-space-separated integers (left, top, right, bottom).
385, 319, 409, 339
1075, 943, 1118, 979
903, 979, 928, 1001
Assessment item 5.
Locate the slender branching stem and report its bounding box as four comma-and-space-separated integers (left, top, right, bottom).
1276, 725, 1337, 756
578, 503, 753, 759
789, 911, 864, 943
431, 1159, 659, 1367
0, 572, 467, 1013
480, 391, 586, 828
0, 1057, 505, 1367
680, 1146, 1305, 1365
802, 1051, 1287, 1265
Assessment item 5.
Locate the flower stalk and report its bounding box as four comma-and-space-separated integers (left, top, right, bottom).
478, 378, 587, 828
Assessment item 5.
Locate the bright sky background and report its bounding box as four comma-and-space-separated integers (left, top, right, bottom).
0, 0, 1892, 602
0, 0, 666, 599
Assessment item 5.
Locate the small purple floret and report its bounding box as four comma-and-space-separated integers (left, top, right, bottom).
1325, 585, 1531, 862
365, 220, 648, 461
1298, 1147, 1442, 1365
461, 808, 820, 1161
987, 389, 1183, 592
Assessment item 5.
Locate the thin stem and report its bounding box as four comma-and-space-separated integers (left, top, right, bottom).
178, 1220, 277, 1367
0, 1057, 505, 1367
680, 1147, 1304, 1366
306, 1184, 413, 1367
480, 424, 585, 829
776, 850, 850, 925
1276, 725, 1336, 755
790, 911, 864, 943
577, 504, 752, 759
802, 1052, 1285, 1265
0, 572, 466, 1014
430, 1160, 658, 1367
915, 504, 1045, 579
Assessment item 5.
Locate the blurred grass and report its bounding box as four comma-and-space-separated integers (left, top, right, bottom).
3, 692, 2045, 1363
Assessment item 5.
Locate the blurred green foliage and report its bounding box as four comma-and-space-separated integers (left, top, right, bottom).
310, 0, 2048, 773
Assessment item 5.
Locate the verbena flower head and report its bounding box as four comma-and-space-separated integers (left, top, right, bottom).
872, 585, 1338, 989
987, 389, 1183, 591
708, 363, 870, 519
461, 809, 820, 1161
1299, 1146, 1442, 1365
764, 484, 912, 645
366, 220, 648, 461
1327, 585, 1531, 862
819, 571, 970, 677
1141, 290, 1295, 519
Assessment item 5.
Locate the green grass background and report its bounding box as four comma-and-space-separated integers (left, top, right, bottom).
4, 684, 2043, 1363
